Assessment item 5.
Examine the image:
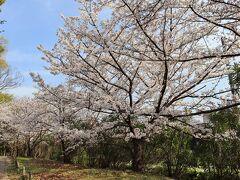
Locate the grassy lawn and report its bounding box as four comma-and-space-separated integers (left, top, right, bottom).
7, 157, 171, 180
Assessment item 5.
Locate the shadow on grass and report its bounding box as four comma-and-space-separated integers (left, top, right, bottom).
16, 157, 170, 180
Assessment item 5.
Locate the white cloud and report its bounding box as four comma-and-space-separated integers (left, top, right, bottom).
21, 69, 52, 77
6, 86, 37, 97
7, 50, 41, 64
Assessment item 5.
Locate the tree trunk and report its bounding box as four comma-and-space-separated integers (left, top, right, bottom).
132, 138, 145, 172
3, 144, 6, 156
167, 161, 172, 177
61, 139, 71, 163
27, 138, 32, 157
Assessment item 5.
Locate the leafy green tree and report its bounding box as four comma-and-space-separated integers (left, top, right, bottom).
229, 63, 240, 97
0, 0, 7, 69
0, 93, 12, 103
0, 0, 19, 92
145, 129, 193, 178
0, 0, 5, 6
192, 108, 240, 178
209, 108, 240, 134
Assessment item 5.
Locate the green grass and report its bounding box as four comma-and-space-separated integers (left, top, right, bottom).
17, 157, 50, 174
6, 157, 21, 180
7, 157, 171, 180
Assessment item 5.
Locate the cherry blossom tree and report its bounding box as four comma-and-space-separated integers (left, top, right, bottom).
31, 74, 93, 163
0, 98, 50, 157
36, 0, 240, 171
0, 104, 19, 156
190, 0, 240, 40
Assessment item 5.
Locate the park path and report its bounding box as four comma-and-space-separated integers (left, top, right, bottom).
0, 156, 10, 180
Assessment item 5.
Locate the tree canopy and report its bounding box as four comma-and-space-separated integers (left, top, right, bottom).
1, 0, 240, 175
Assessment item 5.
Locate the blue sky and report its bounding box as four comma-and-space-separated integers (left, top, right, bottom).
1, 0, 79, 97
